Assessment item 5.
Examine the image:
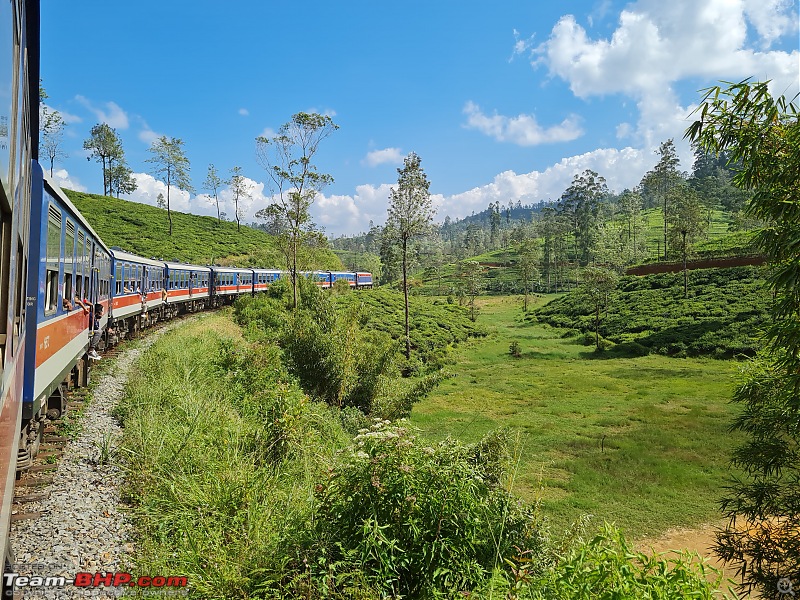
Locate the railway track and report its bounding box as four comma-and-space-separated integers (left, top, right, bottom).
11, 391, 85, 524
7, 317, 193, 598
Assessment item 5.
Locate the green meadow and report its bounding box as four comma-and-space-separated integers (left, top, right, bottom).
411, 294, 743, 539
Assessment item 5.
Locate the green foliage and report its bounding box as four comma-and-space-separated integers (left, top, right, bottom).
513, 525, 734, 599
255, 112, 339, 309
577, 266, 618, 351
334, 287, 486, 369
536, 266, 769, 358
308, 421, 547, 598
688, 79, 800, 598
117, 314, 351, 599
63, 188, 341, 268
510, 340, 522, 357
124, 308, 738, 599
234, 280, 468, 419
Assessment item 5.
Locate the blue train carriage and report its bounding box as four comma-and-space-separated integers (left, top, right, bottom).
1, 0, 39, 581
330, 271, 357, 288
163, 261, 212, 316
307, 270, 333, 288
210, 266, 253, 306
252, 268, 281, 294
22, 171, 112, 465
108, 249, 166, 342
356, 272, 373, 289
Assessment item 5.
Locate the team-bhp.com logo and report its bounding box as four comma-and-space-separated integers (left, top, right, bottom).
3, 571, 188, 592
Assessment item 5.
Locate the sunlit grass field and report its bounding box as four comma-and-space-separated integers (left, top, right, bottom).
411, 294, 743, 539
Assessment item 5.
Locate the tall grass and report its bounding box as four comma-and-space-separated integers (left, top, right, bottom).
117, 313, 349, 598
119, 309, 735, 599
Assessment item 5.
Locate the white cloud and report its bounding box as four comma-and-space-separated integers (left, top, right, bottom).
238, 108, 249, 116
42, 103, 81, 125
116, 143, 659, 238
435, 147, 650, 220
124, 173, 192, 214
312, 147, 655, 236
362, 147, 403, 167
258, 127, 277, 139
530, 0, 799, 148
743, 0, 798, 46
463, 101, 583, 146
138, 127, 161, 146
312, 183, 393, 235
51, 168, 87, 193
75, 95, 130, 129
123, 174, 271, 228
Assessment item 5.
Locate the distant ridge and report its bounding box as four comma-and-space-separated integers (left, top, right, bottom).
63, 189, 342, 269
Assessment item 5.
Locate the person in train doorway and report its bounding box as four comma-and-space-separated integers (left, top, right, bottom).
88, 303, 103, 361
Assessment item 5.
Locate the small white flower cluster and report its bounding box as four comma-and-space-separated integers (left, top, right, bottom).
352, 419, 413, 451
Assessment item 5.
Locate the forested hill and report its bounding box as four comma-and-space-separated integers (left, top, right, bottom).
64, 189, 342, 269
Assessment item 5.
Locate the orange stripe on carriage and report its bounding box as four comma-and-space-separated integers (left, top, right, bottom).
35, 311, 89, 368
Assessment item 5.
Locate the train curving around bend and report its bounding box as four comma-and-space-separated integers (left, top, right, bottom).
0, 0, 372, 589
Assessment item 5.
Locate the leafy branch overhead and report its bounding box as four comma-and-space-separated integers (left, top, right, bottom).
687, 79, 800, 599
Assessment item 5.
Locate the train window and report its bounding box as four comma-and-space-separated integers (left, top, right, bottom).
0, 203, 10, 363
13, 246, 25, 355
44, 206, 61, 315
115, 262, 122, 295
63, 221, 75, 309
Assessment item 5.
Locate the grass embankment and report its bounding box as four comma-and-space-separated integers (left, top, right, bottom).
120, 305, 733, 599
116, 313, 350, 597
64, 189, 342, 269
534, 266, 769, 358
411, 295, 744, 539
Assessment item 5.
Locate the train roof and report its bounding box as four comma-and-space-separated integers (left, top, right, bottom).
43, 172, 111, 255
209, 266, 253, 273
164, 260, 212, 273
109, 249, 167, 268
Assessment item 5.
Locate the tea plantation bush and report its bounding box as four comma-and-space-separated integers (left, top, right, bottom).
535, 266, 769, 358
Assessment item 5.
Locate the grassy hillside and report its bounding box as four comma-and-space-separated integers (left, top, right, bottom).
412, 295, 743, 538
534, 266, 770, 358
64, 189, 342, 269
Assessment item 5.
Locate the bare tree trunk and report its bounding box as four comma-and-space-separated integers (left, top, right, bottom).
595, 306, 600, 350
663, 192, 668, 261
402, 236, 410, 360
167, 184, 172, 236
682, 230, 688, 299
292, 233, 298, 310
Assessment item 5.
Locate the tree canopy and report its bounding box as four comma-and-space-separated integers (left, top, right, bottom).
146, 136, 193, 236
385, 152, 435, 360
687, 79, 800, 599
255, 112, 338, 309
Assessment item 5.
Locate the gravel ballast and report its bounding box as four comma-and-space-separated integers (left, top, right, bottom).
10, 324, 181, 599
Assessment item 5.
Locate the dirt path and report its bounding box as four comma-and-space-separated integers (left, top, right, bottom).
636, 521, 750, 597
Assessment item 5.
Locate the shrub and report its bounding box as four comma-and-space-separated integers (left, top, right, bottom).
510, 341, 522, 357
306, 421, 547, 598
613, 341, 650, 357
517, 524, 734, 599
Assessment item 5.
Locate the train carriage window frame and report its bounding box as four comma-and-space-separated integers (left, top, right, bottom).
44, 205, 61, 316
63, 220, 75, 310
114, 261, 122, 295
0, 202, 10, 364
75, 230, 85, 300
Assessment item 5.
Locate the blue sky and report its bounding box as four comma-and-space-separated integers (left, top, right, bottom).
40, 0, 799, 236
